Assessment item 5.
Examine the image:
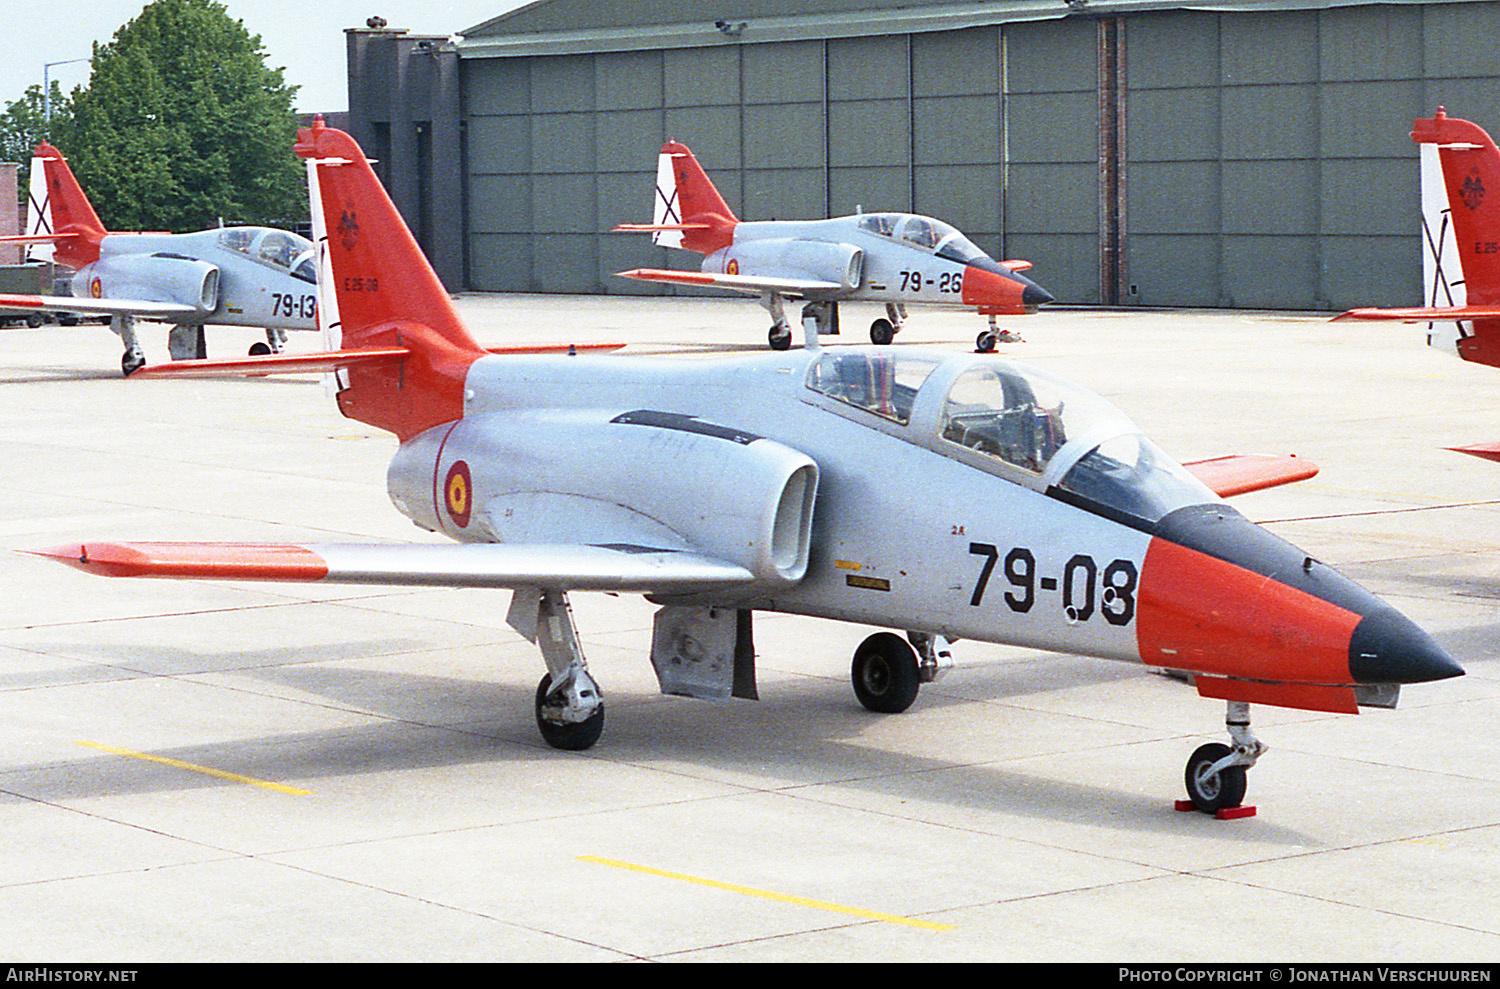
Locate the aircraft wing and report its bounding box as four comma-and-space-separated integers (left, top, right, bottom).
1333, 305, 1500, 322
31, 541, 756, 593
1183, 454, 1319, 498
0, 292, 198, 321
616, 268, 844, 296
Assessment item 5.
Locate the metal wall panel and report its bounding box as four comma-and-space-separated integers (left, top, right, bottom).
457, 3, 1497, 308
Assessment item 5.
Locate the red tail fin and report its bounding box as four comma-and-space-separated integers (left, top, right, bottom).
32, 142, 106, 268
662, 141, 737, 254
1414, 110, 1500, 305
294, 119, 486, 441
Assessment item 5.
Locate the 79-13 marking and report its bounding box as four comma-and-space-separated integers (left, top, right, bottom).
968, 542, 1138, 626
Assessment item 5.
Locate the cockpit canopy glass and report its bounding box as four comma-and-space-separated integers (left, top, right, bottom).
217, 227, 317, 284
856, 212, 991, 266
938, 362, 1215, 523
805, 351, 942, 425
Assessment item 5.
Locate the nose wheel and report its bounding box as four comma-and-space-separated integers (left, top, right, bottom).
1180, 701, 1263, 817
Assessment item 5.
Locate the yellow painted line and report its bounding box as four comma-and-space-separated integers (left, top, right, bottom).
76, 740, 311, 796
578, 855, 954, 931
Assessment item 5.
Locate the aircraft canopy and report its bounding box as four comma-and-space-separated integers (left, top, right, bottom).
856, 212, 990, 266
217, 227, 317, 284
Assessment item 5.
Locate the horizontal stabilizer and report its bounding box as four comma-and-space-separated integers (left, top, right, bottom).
1183, 454, 1319, 498
127, 347, 411, 378
616, 267, 843, 296
0, 292, 197, 320
31, 541, 756, 593
611, 223, 714, 233
0, 233, 76, 244
1334, 305, 1500, 322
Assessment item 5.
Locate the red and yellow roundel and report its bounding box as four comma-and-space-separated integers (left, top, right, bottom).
89, 277, 103, 299
726, 258, 739, 275
443, 460, 472, 528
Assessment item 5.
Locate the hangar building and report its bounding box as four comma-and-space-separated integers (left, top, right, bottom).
346, 0, 1500, 310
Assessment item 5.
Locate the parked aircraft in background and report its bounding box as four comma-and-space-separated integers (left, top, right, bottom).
0, 142, 317, 375
34, 120, 1462, 818
1336, 108, 1500, 460
613, 141, 1054, 353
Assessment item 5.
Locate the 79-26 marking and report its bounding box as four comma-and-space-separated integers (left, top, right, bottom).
968, 542, 1137, 626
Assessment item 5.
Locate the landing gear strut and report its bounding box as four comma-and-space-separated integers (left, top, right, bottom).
112, 314, 145, 376
762, 291, 792, 350
1182, 701, 1264, 815
509, 588, 605, 751
976, 315, 1024, 353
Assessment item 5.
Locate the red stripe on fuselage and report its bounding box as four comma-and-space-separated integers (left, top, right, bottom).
1136, 537, 1359, 686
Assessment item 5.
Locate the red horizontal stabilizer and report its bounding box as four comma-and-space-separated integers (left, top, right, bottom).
1183, 454, 1319, 498
1334, 305, 1500, 322
611, 223, 713, 233
127, 347, 411, 378
1194, 675, 1358, 715
0, 233, 76, 244
1447, 443, 1500, 463
30, 543, 330, 581
483, 342, 625, 355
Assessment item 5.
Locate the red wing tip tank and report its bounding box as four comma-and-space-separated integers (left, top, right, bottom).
32, 117, 1462, 817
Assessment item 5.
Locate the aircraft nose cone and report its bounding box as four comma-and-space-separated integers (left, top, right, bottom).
1349, 609, 1464, 683
1021, 280, 1054, 308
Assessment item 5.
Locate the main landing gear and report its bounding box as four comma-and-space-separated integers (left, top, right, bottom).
870, 303, 906, 346
509, 588, 606, 751
850, 630, 953, 714
249, 328, 288, 357
1180, 700, 1264, 817
112, 314, 145, 376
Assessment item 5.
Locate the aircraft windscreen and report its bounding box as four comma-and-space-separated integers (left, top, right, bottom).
806, 351, 941, 425
934, 231, 989, 265
1056, 433, 1217, 524
938, 363, 1217, 521
290, 252, 316, 284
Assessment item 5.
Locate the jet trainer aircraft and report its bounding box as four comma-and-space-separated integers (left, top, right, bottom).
0, 142, 318, 375
613, 141, 1054, 353
1335, 108, 1500, 460
33, 120, 1462, 817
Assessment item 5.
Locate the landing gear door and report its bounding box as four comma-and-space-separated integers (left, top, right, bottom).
650, 606, 757, 700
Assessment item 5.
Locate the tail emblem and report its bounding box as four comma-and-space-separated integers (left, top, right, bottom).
1460, 170, 1486, 211
338, 209, 360, 251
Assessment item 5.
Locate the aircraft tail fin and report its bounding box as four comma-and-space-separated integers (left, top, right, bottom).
294, 117, 486, 441
1412, 109, 1500, 366
28, 143, 106, 268
651, 141, 737, 254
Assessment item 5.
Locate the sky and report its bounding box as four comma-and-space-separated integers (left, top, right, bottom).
0, 0, 533, 113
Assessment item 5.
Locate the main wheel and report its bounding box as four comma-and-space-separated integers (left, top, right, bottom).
768, 325, 792, 350
851, 632, 921, 714
535, 673, 605, 751
121, 349, 146, 376
1184, 742, 1247, 813
870, 318, 895, 345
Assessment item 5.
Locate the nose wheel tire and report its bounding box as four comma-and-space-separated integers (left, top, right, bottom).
535, 673, 605, 751
1184, 742, 1248, 814
976, 330, 998, 353
851, 632, 922, 714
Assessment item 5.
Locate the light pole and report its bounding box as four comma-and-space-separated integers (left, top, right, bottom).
42, 57, 90, 133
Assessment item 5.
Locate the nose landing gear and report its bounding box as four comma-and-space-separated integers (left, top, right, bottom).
1180, 701, 1263, 818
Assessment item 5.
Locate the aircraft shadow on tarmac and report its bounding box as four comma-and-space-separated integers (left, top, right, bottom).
5, 638, 1317, 844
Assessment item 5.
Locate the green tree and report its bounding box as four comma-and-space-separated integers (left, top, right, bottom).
0, 83, 75, 188
65, 0, 304, 231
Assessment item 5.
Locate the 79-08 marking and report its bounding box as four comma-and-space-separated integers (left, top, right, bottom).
968, 542, 1137, 626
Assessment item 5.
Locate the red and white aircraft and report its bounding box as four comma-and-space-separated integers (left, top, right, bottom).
613, 141, 1053, 353
33, 120, 1462, 816
1336, 108, 1500, 460
0, 142, 319, 374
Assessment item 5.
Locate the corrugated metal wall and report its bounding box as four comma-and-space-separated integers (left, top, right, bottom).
461, 2, 1500, 309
